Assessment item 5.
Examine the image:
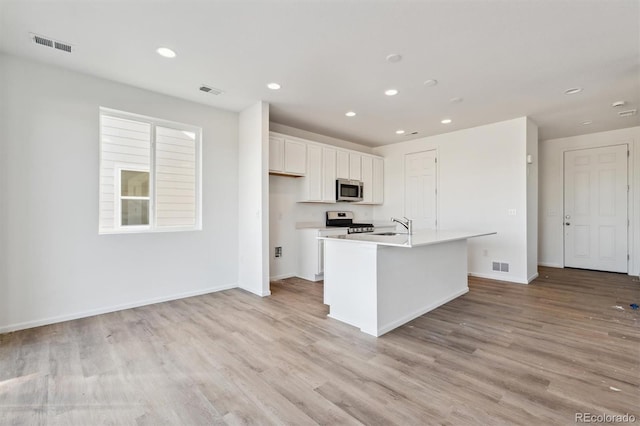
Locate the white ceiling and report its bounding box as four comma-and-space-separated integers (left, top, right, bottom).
1, 0, 638, 146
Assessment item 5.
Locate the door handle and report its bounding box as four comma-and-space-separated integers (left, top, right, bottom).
565, 222, 571, 226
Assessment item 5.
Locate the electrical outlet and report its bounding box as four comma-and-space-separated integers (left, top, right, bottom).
508, 209, 517, 216
275, 247, 282, 258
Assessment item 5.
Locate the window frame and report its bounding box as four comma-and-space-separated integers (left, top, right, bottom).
99, 107, 203, 235
116, 165, 151, 231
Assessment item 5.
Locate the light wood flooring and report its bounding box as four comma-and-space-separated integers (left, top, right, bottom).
1, 267, 639, 425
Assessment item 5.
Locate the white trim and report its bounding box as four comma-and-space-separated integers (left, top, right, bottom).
0, 283, 238, 334
270, 273, 296, 280
238, 286, 272, 297
468, 272, 529, 285
527, 272, 539, 283
538, 262, 564, 268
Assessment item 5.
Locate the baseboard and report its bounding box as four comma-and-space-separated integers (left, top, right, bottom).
538, 262, 564, 268
270, 273, 296, 281
238, 286, 271, 297
468, 272, 529, 285
0, 283, 238, 334
376, 288, 470, 336
527, 272, 539, 283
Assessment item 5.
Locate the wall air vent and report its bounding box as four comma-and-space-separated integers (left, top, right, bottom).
33, 35, 53, 48
199, 85, 224, 95
30, 33, 73, 53
618, 109, 637, 118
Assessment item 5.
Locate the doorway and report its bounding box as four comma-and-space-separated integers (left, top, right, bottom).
404, 150, 437, 230
563, 144, 628, 273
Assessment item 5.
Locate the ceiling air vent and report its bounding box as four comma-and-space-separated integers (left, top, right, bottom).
199, 85, 224, 95
618, 109, 637, 118
30, 33, 73, 53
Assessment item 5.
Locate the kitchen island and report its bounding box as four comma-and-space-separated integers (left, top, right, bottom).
319, 229, 496, 336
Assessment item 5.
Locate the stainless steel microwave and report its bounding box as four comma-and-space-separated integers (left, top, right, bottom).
336, 179, 363, 202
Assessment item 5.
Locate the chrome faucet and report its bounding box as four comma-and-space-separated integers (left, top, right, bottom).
391, 217, 413, 234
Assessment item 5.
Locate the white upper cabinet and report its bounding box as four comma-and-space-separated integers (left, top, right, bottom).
269, 136, 306, 176
336, 150, 350, 179
372, 157, 384, 204
302, 144, 322, 201
269, 137, 284, 172
360, 155, 373, 203
322, 147, 337, 202
270, 132, 383, 204
349, 153, 361, 180
357, 155, 384, 204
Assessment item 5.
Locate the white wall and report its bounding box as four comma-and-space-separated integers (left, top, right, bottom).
373, 117, 534, 284
0, 54, 240, 332
238, 102, 271, 296
526, 118, 539, 281
539, 126, 639, 276
269, 175, 375, 279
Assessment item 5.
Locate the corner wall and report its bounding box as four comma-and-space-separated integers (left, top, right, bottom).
0, 54, 240, 332
539, 126, 639, 276
238, 102, 271, 295
373, 117, 533, 284
526, 118, 539, 282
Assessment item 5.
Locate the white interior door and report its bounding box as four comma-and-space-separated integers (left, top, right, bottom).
564, 144, 628, 273
405, 150, 437, 230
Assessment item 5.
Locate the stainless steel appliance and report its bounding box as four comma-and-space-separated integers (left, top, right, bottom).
325, 211, 374, 233
336, 179, 363, 202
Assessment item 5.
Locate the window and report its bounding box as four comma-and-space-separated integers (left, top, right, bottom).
99, 108, 201, 234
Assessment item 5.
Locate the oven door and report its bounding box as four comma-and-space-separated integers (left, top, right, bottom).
336, 179, 363, 202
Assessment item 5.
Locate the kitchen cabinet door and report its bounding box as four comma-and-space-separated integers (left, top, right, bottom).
360, 156, 373, 203
322, 147, 337, 202
349, 153, 361, 180
302, 144, 322, 201
336, 150, 349, 179
269, 137, 284, 172
284, 140, 306, 175
372, 157, 384, 204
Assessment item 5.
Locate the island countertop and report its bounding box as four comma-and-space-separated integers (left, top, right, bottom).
318, 229, 496, 248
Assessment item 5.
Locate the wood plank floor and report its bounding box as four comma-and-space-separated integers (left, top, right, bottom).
1, 267, 639, 425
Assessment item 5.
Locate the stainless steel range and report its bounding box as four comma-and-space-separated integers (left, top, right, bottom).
325, 211, 374, 234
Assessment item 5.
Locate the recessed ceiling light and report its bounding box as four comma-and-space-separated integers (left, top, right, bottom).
581, 120, 592, 125
345, 111, 356, 117
386, 53, 402, 63
423, 79, 438, 87
450, 97, 463, 103
395, 129, 405, 135
612, 100, 626, 108
156, 47, 176, 58
441, 118, 452, 124
385, 89, 398, 96
564, 87, 582, 95
267, 82, 281, 90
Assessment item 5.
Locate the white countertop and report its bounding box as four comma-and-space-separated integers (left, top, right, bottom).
318, 229, 496, 247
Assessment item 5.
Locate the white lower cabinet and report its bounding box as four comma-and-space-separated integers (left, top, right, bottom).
297, 228, 347, 281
